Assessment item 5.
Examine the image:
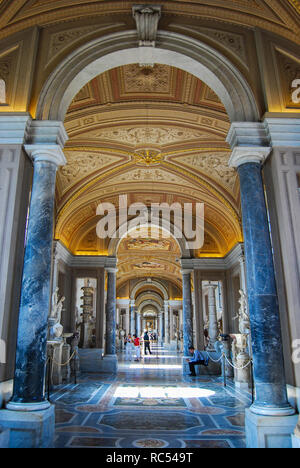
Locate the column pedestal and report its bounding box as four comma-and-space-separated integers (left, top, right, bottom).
0, 405, 55, 448
246, 409, 298, 449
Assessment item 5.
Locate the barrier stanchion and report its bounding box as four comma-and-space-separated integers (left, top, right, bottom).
222, 353, 226, 388
47, 357, 51, 402
250, 359, 254, 404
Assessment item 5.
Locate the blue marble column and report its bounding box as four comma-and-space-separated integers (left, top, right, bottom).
232, 150, 294, 416
7, 147, 66, 411
130, 301, 136, 335
137, 313, 141, 337
105, 268, 117, 355
182, 269, 194, 357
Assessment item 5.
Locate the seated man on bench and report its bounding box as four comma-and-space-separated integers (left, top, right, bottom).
186, 346, 209, 376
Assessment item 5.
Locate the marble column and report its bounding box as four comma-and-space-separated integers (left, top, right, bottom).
169, 308, 174, 341
137, 313, 141, 337
159, 311, 163, 343
239, 253, 247, 293
7, 146, 66, 411
105, 267, 117, 355
207, 283, 219, 351
125, 305, 130, 335
130, 301, 136, 335
164, 301, 169, 345
51, 252, 59, 296
181, 269, 193, 357
230, 147, 293, 416
116, 308, 120, 329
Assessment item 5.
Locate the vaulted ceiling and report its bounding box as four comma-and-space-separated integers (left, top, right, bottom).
54, 63, 242, 288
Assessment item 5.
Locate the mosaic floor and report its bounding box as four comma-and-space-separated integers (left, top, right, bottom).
52, 346, 251, 448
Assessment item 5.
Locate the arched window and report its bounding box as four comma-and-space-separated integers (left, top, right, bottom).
0, 79, 6, 104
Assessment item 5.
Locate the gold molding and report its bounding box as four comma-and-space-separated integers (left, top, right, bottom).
288, 0, 300, 14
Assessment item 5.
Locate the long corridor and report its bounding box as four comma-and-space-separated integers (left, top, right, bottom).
53, 345, 251, 448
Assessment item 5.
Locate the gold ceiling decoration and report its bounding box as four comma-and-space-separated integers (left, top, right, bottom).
134, 149, 163, 166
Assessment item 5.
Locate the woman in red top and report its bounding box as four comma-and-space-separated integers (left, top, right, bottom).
133, 334, 141, 361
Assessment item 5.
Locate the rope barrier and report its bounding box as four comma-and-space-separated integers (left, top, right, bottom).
49, 349, 77, 367
224, 354, 252, 370
205, 352, 223, 363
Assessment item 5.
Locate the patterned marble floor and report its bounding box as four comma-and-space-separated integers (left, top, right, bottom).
52, 345, 251, 448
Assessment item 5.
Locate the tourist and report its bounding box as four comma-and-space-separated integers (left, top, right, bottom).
133, 334, 141, 361
125, 334, 134, 361
143, 330, 152, 355
186, 346, 209, 376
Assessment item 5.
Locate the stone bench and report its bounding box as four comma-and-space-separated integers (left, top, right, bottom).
182, 352, 222, 376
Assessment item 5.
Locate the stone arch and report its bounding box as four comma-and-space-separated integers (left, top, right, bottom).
139, 300, 161, 314
36, 30, 259, 123
131, 279, 168, 301
108, 218, 190, 258
136, 291, 164, 308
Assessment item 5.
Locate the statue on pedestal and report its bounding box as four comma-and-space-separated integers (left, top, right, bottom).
48, 287, 65, 341
233, 289, 250, 334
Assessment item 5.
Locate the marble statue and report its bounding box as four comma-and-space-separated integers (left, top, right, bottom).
233, 289, 250, 334
51, 287, 65, 322
48, 287, 65, 341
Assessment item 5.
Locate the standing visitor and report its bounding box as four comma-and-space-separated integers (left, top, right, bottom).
133, 334, 141, 361
143, 330, 152, 355
125, 334, 134, 361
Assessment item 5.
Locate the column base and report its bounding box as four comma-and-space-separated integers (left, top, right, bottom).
245, 408, 298, 448
78, 349, 118, 374
0, 405, 55, 448
6, 401, 51, 411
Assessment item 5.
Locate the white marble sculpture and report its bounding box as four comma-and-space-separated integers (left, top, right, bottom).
49, 287, 65, 341
233, 289, 250, 334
